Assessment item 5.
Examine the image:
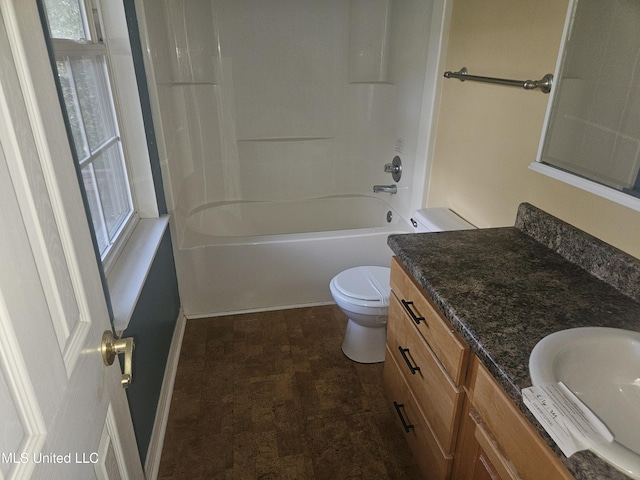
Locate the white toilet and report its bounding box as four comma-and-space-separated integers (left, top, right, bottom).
330, 266, 391, 363
329, 208, 475, 363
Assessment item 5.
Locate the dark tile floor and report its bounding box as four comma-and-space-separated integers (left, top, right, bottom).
157, 305, 421, 479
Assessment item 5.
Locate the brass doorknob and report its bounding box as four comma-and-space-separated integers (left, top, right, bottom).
101, 330, 135, 388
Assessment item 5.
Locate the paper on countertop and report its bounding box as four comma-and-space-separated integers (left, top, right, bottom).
522, 382, 613, 457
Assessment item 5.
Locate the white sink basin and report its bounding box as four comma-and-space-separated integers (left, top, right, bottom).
529, 327, 640, 479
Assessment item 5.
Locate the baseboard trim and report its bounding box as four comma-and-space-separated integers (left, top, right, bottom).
143, 309, 187, 479
186, 300, 336, 319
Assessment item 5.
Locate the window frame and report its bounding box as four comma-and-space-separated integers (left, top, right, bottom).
42, 0, 159, 276
54, 41, 138, 269
530, 0, 640, 213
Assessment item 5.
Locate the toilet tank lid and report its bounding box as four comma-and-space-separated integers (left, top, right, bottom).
413, 208, 475, 232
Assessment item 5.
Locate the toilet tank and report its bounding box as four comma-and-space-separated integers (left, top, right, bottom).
411, 208, 475, 233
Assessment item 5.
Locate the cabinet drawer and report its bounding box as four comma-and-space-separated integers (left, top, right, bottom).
383, 348, 453, 480
387, 293, 463, 454
390, 257, 468, 385
468, 358, 574, 480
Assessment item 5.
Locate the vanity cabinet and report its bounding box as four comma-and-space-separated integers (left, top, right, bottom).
384, 257, 469, 479
452, 357, 573, 480
384, 257, 574, 480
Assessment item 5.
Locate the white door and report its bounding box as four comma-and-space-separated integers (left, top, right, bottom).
0, 2, 143, 479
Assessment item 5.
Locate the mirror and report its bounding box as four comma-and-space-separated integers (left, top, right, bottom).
535, 0, 640, 204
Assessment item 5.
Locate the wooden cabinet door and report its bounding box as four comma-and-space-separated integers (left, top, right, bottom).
469, 448, 507, 480
452, 398, 519, 480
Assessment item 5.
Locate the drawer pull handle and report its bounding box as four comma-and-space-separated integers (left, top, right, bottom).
401, 299, 425, 324
393, 401, 415, 433
398, 346, 421, 374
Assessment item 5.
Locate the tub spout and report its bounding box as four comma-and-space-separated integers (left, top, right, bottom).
373, 184, 397, 194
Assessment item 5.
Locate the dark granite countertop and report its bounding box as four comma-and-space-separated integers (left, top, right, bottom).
387, 203, 640, 480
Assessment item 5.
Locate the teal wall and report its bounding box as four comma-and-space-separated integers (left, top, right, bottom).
123, 230, 179, 463
122, 0, 180, 466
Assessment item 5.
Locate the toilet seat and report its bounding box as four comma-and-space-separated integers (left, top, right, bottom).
331, 266, 390, 308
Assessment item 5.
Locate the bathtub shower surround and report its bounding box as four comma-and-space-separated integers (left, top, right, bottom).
138, 0, 441, 315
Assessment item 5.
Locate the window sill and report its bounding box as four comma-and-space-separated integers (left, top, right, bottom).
528, 162, 640, 212
107, 215, 169, 334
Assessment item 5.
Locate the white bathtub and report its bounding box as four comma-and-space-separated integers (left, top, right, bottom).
175, 195, 412, 316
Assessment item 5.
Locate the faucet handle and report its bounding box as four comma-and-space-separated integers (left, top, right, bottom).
384, 156, 402, 182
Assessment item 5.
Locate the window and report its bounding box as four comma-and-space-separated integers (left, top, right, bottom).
41, 0, 137, 266
533, 0, 640, 212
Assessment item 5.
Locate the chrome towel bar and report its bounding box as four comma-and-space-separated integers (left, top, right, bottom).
443, 67, 553, 94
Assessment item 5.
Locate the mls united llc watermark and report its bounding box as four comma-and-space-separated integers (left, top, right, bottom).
1, 452, 99, 464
